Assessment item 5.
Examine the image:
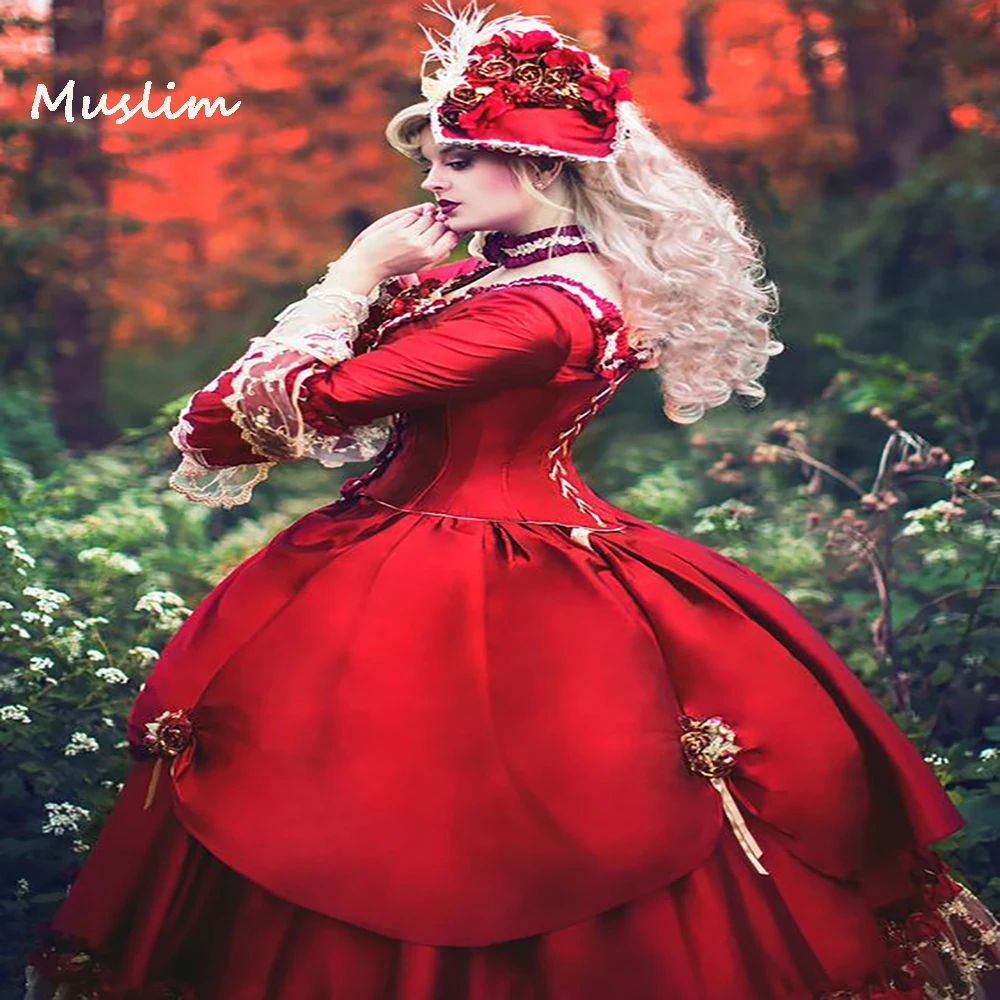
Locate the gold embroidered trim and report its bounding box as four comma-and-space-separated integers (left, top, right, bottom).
820, 881, 1000, 999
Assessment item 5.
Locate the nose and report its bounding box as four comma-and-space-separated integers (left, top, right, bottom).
420, 165, 447, 194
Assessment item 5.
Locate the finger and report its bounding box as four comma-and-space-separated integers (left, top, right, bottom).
401, 206, 439, 231
426, 229, 461, 258
414, 219, 452, 244
367, 205, 426, 234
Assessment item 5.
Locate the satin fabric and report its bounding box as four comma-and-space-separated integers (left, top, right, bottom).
47, 753, 971, 1000
34, 257, 980, 997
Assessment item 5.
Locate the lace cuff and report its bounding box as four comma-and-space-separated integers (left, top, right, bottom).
167, 274, 394, 509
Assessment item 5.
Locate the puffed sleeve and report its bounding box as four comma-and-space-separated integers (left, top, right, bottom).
168, 283, 571, 508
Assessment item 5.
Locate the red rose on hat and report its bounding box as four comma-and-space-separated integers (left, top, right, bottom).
458, 88, 510, 129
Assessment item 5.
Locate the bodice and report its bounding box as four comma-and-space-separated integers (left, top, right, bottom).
336, 263, 651, 530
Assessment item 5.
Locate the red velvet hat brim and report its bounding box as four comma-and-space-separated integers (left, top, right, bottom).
430, 104, 622, 161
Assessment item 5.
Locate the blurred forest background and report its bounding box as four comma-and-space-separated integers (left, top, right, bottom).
0, 0, 998, 993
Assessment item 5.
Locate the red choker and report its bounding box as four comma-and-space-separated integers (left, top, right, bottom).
481, 225, 598, 268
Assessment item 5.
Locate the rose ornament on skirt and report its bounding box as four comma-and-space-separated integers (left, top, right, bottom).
679, 714, 769, 875
140, 708, 196, 811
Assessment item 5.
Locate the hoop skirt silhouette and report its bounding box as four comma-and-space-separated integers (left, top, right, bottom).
25, 259, 1000, 999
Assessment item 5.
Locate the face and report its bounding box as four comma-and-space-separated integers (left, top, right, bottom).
416, 129, 541, 235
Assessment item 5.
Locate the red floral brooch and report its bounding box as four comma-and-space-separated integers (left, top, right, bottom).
140, 708, 195, 810
679, 713, 769, 874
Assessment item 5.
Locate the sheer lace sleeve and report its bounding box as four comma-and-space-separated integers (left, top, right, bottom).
168, 266, 398, 509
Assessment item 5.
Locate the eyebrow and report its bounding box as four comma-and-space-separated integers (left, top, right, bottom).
415, 146, 472, 163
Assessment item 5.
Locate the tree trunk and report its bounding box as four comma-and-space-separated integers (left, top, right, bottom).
678, 0, 717, 104
824, 0, 954, 189
30, 0, 116, 450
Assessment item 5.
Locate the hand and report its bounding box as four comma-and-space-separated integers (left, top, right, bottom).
344, 203, 461, 282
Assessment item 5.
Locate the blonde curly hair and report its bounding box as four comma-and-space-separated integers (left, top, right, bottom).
385, 96, 783, 425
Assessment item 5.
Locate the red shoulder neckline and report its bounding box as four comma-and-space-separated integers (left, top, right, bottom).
460, 276, 650, 380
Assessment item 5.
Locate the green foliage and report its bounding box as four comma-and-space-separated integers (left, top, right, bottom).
754, 131, 1000, 433
0, 413, 350, 988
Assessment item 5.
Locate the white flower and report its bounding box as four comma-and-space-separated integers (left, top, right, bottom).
71, 839, 91, 855
4, 536, 36, 570
944, 458, 976, 483
95, 666, 129, 684
42, 802, 91, 836
902, 500, 965, 536
64, 732, 100, 756
923, 545, 960, 565
50, 627, 84, 658
923, 753, 948, 767
85, 649, 107, 662
69, 616, 110, 630
21, 586, 71, 613
135, 590, 186, 611
0, 600, 14, 611
127, 646, 160, 667
20, 611, 53, 626
0, 703, 31, 723
28, 657, 55, 673
135, 590, 191, 631
979, 747, 998, 761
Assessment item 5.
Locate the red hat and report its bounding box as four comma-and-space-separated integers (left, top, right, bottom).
418, 2, 634, 162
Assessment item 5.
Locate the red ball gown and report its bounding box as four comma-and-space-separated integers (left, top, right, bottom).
25, 257, 1000, 999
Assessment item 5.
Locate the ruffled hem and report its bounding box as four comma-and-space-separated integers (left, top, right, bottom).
814, 859, 1000, 998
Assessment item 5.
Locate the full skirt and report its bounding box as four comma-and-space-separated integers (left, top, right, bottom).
24, 495, 1000, 999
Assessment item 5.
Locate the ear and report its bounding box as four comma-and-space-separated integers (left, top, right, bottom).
532, 155, 564, 186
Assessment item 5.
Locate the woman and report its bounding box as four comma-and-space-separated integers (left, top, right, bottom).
25, 4, 1000, 998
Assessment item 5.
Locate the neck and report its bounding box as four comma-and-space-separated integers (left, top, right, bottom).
498, 211, 575, 237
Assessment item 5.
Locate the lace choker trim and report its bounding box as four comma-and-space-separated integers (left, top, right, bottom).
481, 225, 598, 267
